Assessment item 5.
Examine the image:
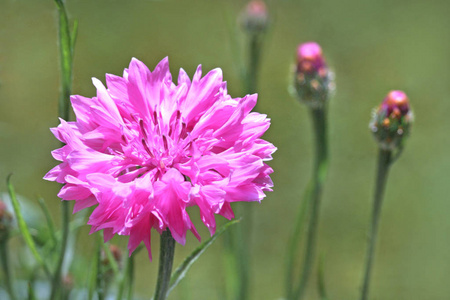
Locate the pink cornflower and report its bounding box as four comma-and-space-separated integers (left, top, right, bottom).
45, 57, 276, 259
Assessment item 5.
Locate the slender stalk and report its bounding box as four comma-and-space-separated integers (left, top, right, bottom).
360, 149, 392, 300
116, 256, 129, 300
153, 230, 176, 300
96, 237, 105, 300
51, 1, 77, 298
285, 180, 312, 298
0, 240, 16, 300
116, 252, 135, 300
87, 236, 100, 300
229, 31, 265, 300
293, 107, 329, 300
50, 201, 70, 300
235, 208, 250, 300
126, 253, 135, 300
37, 197, 57, 247
245, 33, 263, 95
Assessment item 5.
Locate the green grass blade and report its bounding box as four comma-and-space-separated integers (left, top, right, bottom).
6, 175, 50, 277
70, 19, 78, 55
37, 197, 57, 247
168, 219, 240, 295
54, 0, 74, 121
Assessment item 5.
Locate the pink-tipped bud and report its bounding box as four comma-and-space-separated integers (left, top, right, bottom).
240, 0, 269, 33
296, 42, 327, 74
0, 200, 12, 242
370, 90, 413, 150
381, 90, 410, 116
293, 42, 334, 108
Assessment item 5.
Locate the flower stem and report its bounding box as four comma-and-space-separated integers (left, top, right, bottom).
51, 1, 76, 299
0, 240, 16, 300
49, 200, 70, 299
126, 253, 135, 300
153, 230, 176, 300
223, 30, 265, 300
360, 149, 392, 300
245, 33, 263, 96
293, 107, 329, 300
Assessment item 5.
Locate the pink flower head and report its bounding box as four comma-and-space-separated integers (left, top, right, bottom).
380, 90, 410, 116
44, 57, 276, 259
296, 42, 327, 74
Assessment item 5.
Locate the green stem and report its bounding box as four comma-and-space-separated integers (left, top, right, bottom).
0, 240, 17, 300
116, 252, 135, 300
245, 33, 263, 96
236, 206, 250, 300
126, 253, 135, 300
96, 237, 105, 300
49, 201, 70, 300
360, 149, 392, 300
87, 236, 100, 300
153, 230, 176, 300
229, 31, 264, 300
285, 180, 312, 298
293, 107, 329, 300
51, 1, 76, 298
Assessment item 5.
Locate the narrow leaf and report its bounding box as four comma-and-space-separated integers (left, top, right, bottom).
7, 175, 51, 277
70, 19, 78, 55
168, 219, 240, 294
54, 0, 75, 121
37, 197, 57, 247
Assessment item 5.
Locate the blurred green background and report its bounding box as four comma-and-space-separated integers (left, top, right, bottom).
1, 0, 450, 299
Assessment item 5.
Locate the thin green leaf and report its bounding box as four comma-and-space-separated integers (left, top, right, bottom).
37, 197, 57, 247
54, 0, 74, 121
6, 175, 51, 278
318, 254, 329, 300
70, 19, 78, 55
168, 219, 240, 295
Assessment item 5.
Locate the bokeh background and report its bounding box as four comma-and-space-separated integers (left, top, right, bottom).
1, 0, 450, 299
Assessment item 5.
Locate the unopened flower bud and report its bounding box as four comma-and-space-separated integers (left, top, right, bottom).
240, 0, 269, 34
293, 42, 334, 108
370, 90, 413, 150
0, 200, 12, 242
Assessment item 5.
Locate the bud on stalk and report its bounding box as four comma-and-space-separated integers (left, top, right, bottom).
370, 90, 413, 151
293, 42, 334, 109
